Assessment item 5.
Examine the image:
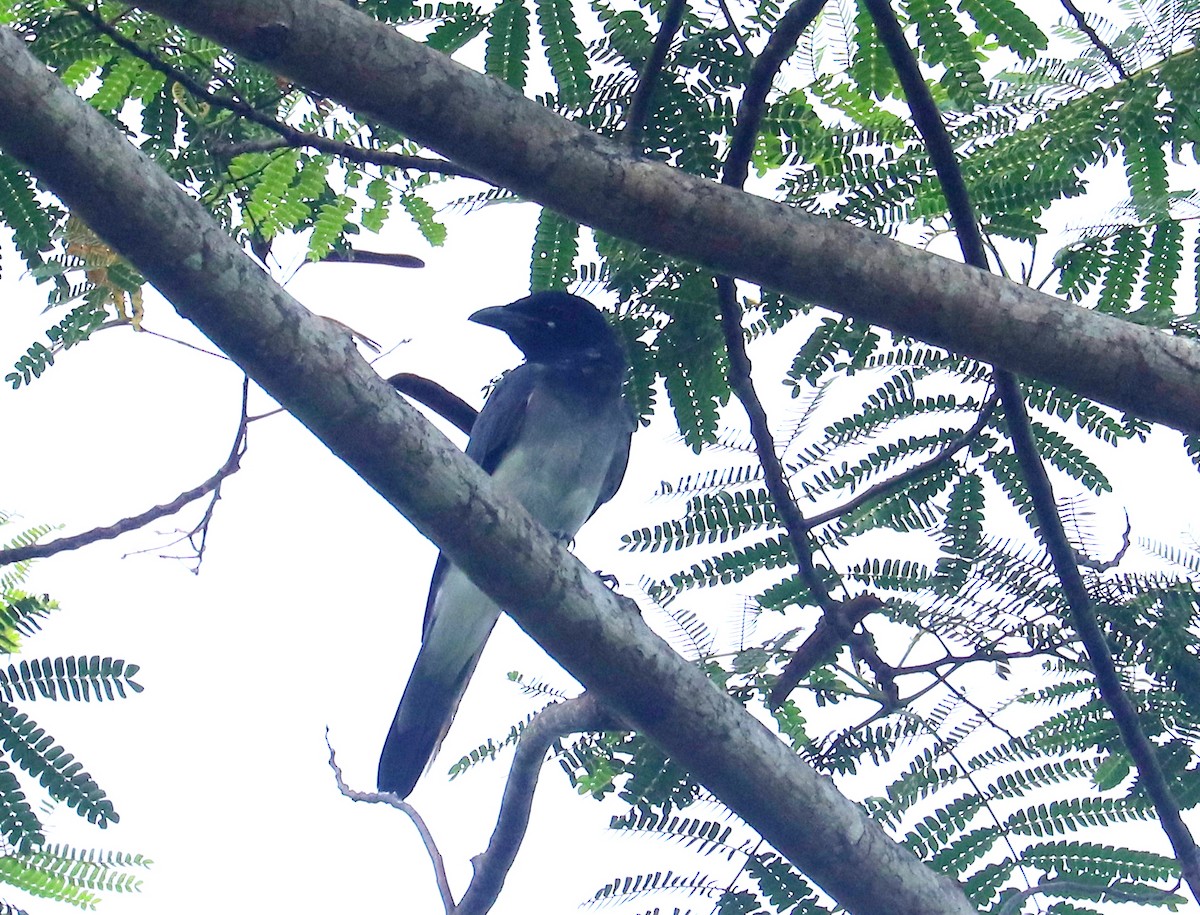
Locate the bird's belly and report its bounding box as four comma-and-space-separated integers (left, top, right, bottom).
489, 398, 619, 538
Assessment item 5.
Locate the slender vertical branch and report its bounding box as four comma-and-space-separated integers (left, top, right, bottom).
714, 0, 834, 609
724, 0, 828, 190
860, 0, 1200, 902
623, 0, 688, 148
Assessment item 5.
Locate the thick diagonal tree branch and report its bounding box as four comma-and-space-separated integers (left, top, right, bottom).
860, 0, 1200, 902
133, 0, 1200, 435
0, 26, 975, 915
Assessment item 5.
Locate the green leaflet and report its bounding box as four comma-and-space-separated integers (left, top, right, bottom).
958, 0, 1047, 60
529, 207, 578, 291
535, 0, 592, 107
0, 702, 117, 827
485, 0, 531, 90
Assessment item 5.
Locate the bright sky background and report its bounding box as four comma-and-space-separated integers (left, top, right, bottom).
4, 6, 1200, 915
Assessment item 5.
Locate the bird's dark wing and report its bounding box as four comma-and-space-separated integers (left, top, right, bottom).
415, 365, 537, 638
464, 364, 538, 474
589, 403, 635, 519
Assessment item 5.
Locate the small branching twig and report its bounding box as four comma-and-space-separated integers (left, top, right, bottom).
0, 377, 251, 567
326, 731, 455, 914
328, 698, 619, 915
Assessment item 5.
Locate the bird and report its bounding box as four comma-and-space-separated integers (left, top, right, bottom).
378, 291, 634, 798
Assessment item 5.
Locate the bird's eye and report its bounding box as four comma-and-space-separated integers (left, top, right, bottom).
545, 320, 557, 329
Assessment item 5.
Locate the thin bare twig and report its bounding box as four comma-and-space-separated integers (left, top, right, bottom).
896, 643, 1071, 677
326, 731, 455, 914
68, 2, 482, 180
0, 378, 251, 567
804, 390, 998, 529
861, 0, 1200, 901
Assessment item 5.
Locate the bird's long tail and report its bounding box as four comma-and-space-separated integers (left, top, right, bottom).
377, 566, 499, 798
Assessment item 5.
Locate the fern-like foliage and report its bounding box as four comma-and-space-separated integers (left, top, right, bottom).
0, 517, 148, 910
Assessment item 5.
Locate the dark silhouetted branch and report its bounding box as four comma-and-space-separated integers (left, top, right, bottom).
769, 594, 882, 708
804, 390, 997, 529
623, 0, 688, 148
318, 248, 425, 269
715, 0, 834, 612
1058, 0, 1132, 81
456, 695, 620, 915
724, 0, 827, 189
388, 373, 478, 436
862, 0, 1200, 901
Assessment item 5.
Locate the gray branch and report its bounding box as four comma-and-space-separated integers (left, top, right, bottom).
135, 0, 1200, 436
0, 24, 976, 915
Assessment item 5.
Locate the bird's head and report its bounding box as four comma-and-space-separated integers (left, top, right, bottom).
469, 292, 626, 371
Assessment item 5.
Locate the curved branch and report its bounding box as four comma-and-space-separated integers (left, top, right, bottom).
623, 0, 688, 148
723, 0, 827, 189
861, 0, 1200, 902
326, 732, 455, 914
456, 694, 620, 915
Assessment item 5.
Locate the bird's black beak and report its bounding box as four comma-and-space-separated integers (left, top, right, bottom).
467, 305, 511, 331
469, 304, 544, 337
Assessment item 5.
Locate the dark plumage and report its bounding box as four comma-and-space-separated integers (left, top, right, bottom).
378, 292, 634, 798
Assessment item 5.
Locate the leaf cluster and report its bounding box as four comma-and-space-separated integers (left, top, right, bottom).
0, 516, 148, 912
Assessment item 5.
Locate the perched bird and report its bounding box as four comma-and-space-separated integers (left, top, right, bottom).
378, 291, 634, 798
